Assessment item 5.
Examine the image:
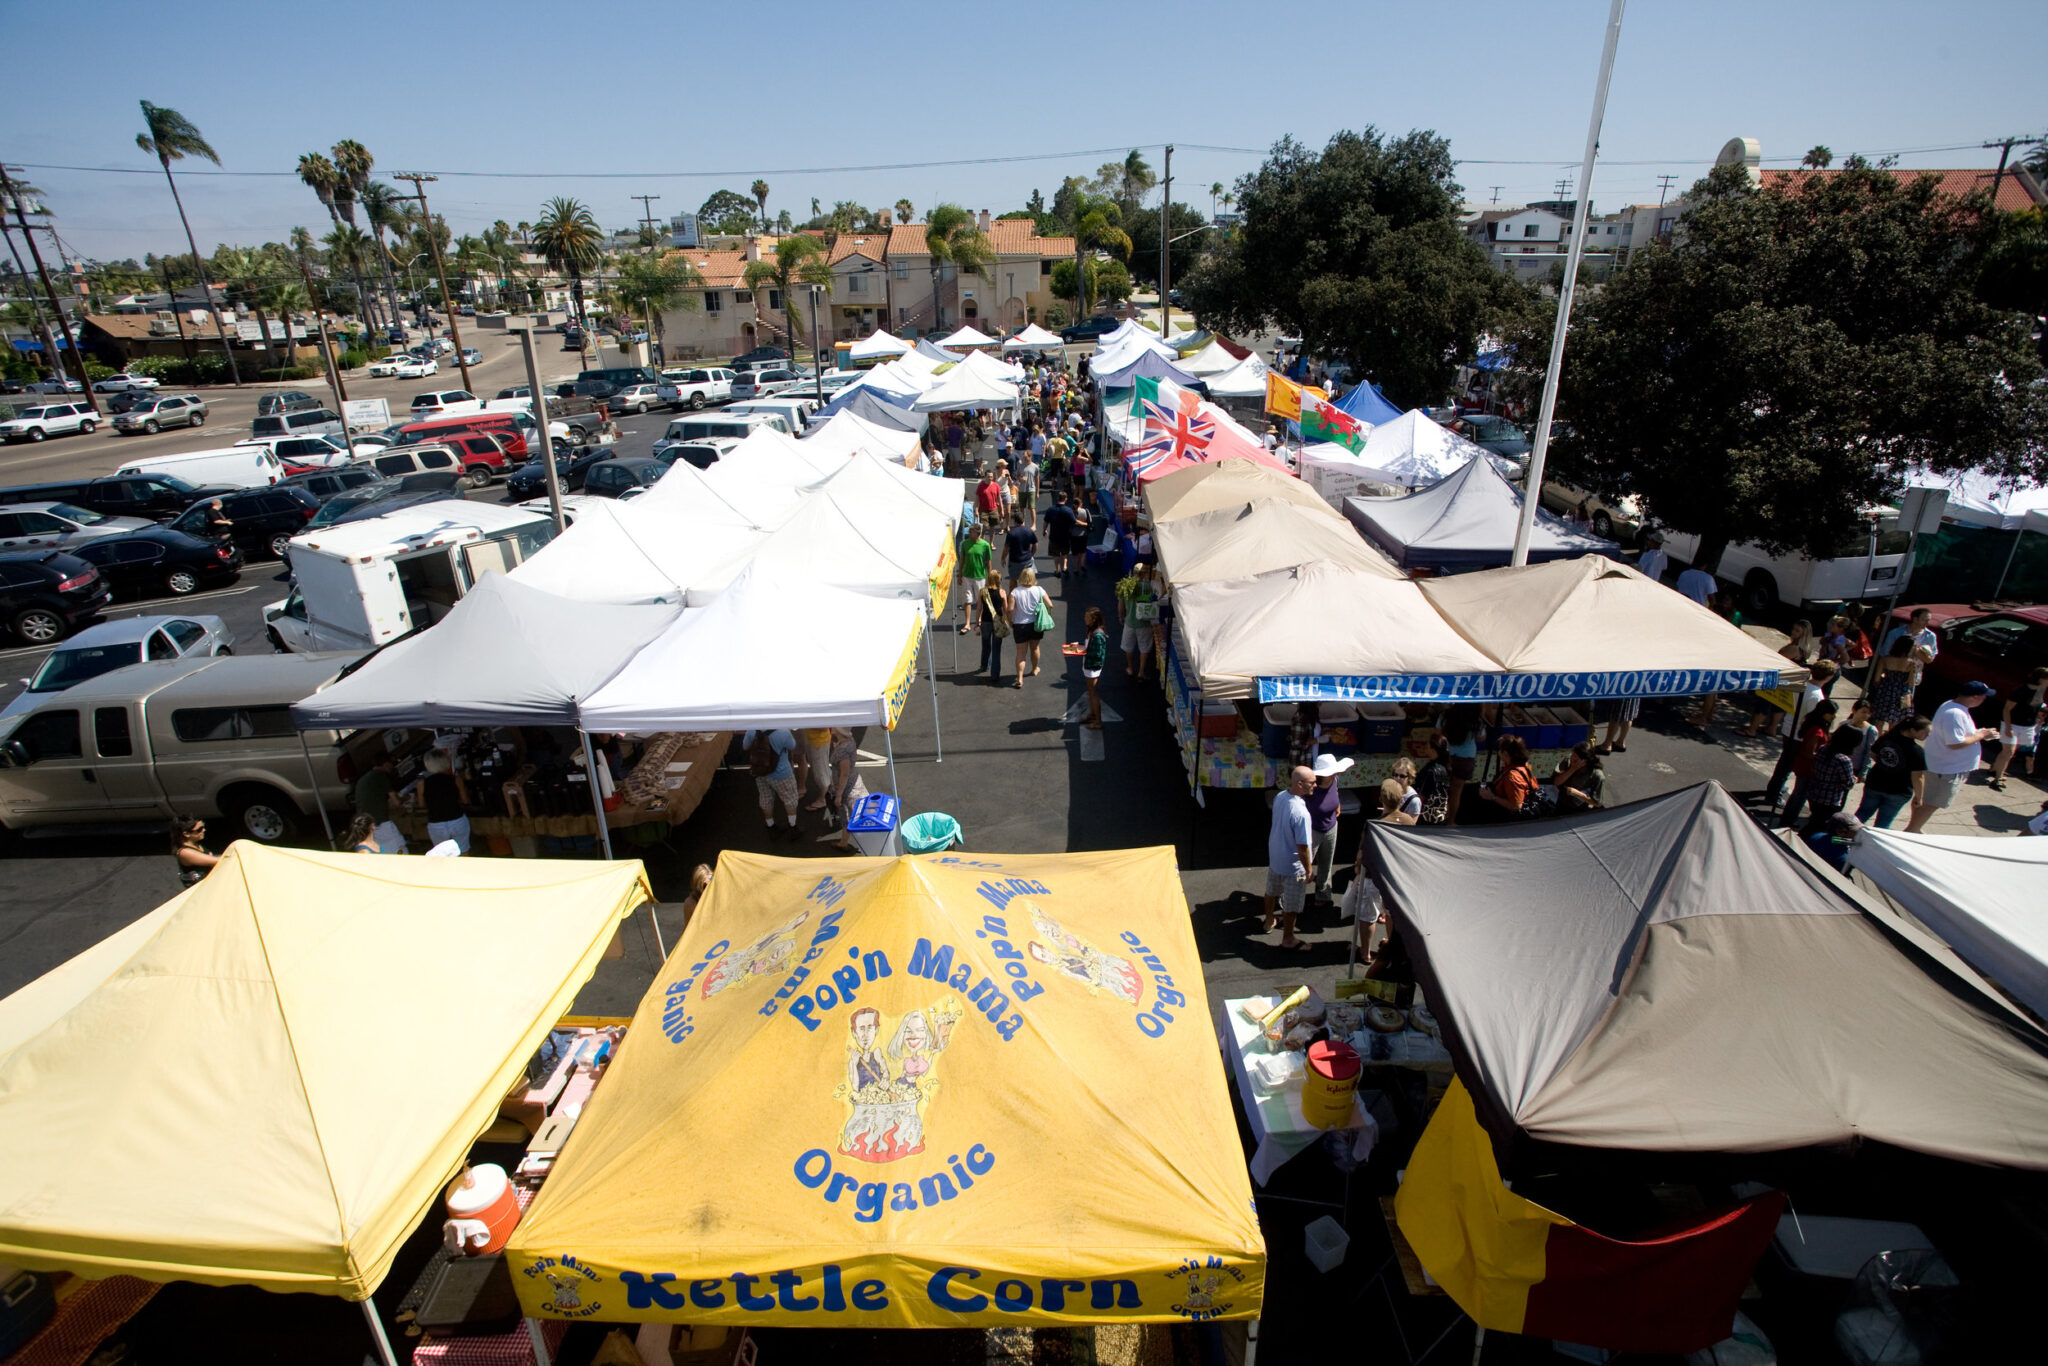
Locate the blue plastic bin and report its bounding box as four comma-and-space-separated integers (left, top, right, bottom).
846, 793, 901, 856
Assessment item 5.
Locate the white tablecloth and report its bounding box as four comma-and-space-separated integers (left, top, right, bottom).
1219, 994, 1378, 1186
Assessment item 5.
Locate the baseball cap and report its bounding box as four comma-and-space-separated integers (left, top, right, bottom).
1961, 680, 1995, 698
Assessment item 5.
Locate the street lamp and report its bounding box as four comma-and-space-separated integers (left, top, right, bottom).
807, 282, 825, 402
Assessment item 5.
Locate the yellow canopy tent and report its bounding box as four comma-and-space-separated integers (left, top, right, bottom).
509, 848, 1264, 1329
0, 844, 651, 1308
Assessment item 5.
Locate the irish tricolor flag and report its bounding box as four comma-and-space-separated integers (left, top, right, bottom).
1299, 392, 1366, 453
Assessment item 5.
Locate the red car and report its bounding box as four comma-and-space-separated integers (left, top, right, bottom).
1888, 603, 2048, 716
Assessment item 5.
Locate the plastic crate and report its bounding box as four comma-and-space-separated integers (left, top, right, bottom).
1527, 706, 1563, 751
1358, 704, 1405, 753
1552, 706, 1591, 748
1303, 1216, 1350, 1273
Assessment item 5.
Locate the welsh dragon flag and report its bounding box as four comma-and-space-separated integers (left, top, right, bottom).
1300, 392, 1366, 453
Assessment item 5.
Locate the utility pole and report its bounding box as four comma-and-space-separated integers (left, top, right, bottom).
1488, 186, 1504, 205
0, 204, 62, 380
1983, 134, 2034, 203
1158, 144, 1173, 337
1513, 0, 1627, 568
1, 166, 96, 414
632, 194, 662, 249
631, 195, 662, 364
515, 326, 565, 534
1553, 176, 1574, 203
1656, 173, 1676, 207
393, 173, 474, 394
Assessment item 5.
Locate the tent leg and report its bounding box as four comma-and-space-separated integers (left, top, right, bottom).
885, 727, 900, 801
1993, 528, 2025, 599
926, 618, 943, 762
580, 731, 615, 861
299, 732, 337, 850
1244, 1317, 1259, 1366
361, 1298, 399, 1366
525, 1317, 554, 1366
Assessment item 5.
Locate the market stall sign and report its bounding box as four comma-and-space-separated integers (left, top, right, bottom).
1260, 668, 1786, 704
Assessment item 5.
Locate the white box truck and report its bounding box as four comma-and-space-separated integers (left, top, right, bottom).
264, 502, 557, 652
115, 445, 284, 489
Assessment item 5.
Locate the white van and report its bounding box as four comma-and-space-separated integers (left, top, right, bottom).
1660, 518, 1914, 615
264, 501, 557, 652
725, 397, 818, 432
654, 414, 781, 454
116, 445, 284, 490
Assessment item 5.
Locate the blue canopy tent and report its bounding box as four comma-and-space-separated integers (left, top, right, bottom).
1335, 380, 1402, 427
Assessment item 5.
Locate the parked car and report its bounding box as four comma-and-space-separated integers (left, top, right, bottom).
1539, 478, 1645, 543
495, 385, 534, 400
504, 448, 615, 500
0, 474, 226, 524
730, 346, 789, 367
256, 391, 322, 417
655, 436, 740, 471
392, 357, 438, 379
244, 434, 354, 471
248, 408, 345, 442
458, 347, 481, 366
0, 403, 97, 443
608, 383, 663, 415
1660, 518, 1913, 615
323, 486, 466, 528
92, 374, 160, 394
29, 378, 84, 394
165, 485, 322, 560
1, 614, 233, 723
0, 502, 154, 555
561, 328, 584, 351
1888, 604, 2048, 711
302, 480, 407, 530
354, 443, 463, 483
112, 393, 208, 435
367, 356, 408, 378
582, 458, 667, 499
410, 389, 482, 419
729, 368, 799, 401
71, 527, 243, 599
0, 550, 112, 644
279, 465, 384, 501
381, 434, 509, 488
1060, 315, 1121, 343
102, 390, 156, 415
657, 368, 735, 410
117, 445, 285, 491
0, 651, 375, 843
1450, 413, 1533, 461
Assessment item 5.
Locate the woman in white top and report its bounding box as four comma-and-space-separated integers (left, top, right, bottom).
1007, 567, 1049, 688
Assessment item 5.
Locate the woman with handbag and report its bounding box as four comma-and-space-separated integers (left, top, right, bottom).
978, 572, 1010, 684
1008, 567, 1052, 687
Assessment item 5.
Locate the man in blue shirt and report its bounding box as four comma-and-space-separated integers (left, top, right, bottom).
1263, 765, 1315, 950
742, 728, 799, 840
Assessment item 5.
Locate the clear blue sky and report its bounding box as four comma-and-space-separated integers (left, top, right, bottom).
10, 0, 2042, 262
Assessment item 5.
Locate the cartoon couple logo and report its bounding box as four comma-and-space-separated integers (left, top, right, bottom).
1020, 902, 1143, 1006
699, 910, 807, 999
834, 999, 961, 1163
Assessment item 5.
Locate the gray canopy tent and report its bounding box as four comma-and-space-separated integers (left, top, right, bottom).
1364, 782, 2048, 1168
289, 575, 681, 948
1343, 455, 1612, 571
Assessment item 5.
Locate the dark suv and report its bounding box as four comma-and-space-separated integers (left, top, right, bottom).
167, 486, 321, 560
1060, 315, 1122, 343
256, 391, 323, 417
0, 550, 112, 644
280, 466, 384, 501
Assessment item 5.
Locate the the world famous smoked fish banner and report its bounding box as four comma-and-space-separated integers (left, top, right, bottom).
508, 849, 1266, 1327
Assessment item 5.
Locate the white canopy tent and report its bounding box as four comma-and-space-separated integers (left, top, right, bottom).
1846, 830, 2048, 1023
1900, 464, 2048, 531
1204, 354, 1270, 399
913, 338, 964, 366
1092, 346, 1199, 390
1002, 323, 1065, 351
912, 359, 1020, 412
804, 408, 923, 466
579, 563, 934, 790
1356, 410, 1499, 488
1180, 340, 1244, 377
1092, 328, 1180, 375
937, 324, 998, 349
958, 347, 1026, 384
681, 488, 950, 608
635, 457, 798, 525
802, 453, 963, 532
510, 498, 765, 605
848, 330, 912, 362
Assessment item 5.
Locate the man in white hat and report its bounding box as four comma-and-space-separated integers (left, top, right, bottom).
1307, 751, 1354, 908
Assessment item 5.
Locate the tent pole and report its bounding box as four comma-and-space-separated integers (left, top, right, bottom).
299, 732, 337, 850
926, 616, 943, 762
525, 1318, 554, 1366
885, 727, 900, 800
580, 731, 616, 861
361, 1299, 399, 1366
1993, 526, 2025, 599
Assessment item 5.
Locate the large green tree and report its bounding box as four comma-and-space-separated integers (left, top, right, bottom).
1066, 192, 1131, 321
1125, 202, 1210, 292
533, 197, 604, 369
922, 204, 995, 332
698, 189, 759, 236
1182, 129, 1525, 406
1536, 160, 2048, 560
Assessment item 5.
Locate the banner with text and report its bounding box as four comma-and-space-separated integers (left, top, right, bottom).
1260, 668, 1787, 705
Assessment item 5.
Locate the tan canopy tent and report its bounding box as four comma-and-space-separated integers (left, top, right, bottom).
1174, 562, 1497, 700
1152, 498, 1401, 586
1142, 456, 1333, 525
1364, 782, 2048, 1166
0, 844, 651, 1306
1420, 556, 1803, 686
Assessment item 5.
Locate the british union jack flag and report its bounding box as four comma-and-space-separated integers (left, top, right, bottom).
1125, 397, 1217, 476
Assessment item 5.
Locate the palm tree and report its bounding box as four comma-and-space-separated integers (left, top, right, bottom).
359, 180, 408, 326
1069, 193, 1131, 320
922, 204, 996, 334
895, 199, 915, 226
265, 278, 311, 365
741, 235, 832, 362
140, 101, 240, 383
1118, 150, 1156, 214
614, 250, 703, 354
533, 197, 603, 370
321, 225, 377, 329
297, 153, 342, 226
810, 196, 822, 219
751, 179, 771, 232
214, 247, 276, 376
1802, 145, 1834, 170
1210, 181, 1223, 220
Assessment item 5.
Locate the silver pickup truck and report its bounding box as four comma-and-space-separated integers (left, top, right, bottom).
0, 652, 369, 843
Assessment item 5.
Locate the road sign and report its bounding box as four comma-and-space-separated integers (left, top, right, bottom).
342, 397, 390, 431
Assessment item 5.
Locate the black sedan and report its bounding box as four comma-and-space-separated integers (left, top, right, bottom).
71, 526, 242, 599
583, 457, 667, 499
504, 449, 612, 501
279, 466, 385, 502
